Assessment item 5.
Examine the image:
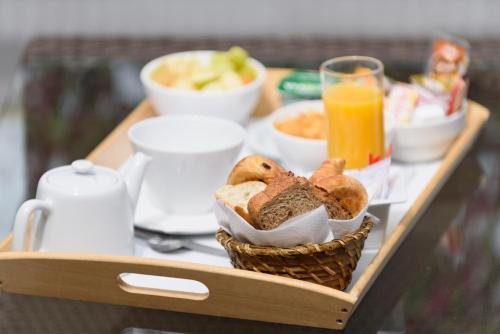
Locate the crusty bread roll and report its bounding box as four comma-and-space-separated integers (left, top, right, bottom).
247, 173, 322, 230
227, 155, 286, 185
309, 158, 346, 185
218, 156, 367, 229
215, 181, 267, 225
313, 188, 352, 220
313, 175, 368, 218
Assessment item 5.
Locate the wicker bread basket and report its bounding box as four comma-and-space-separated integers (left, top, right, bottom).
216, 217, 373, 290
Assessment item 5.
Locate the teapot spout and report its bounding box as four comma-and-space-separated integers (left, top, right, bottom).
122, 152, 151, 210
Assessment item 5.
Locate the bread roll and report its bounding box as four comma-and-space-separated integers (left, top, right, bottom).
227, 155, 286, 185
215, 181, 267, 225
313, 175, 368, 218
247, 173, 322, 230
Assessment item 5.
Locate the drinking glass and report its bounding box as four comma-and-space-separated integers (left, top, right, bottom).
320, 56, 385, 169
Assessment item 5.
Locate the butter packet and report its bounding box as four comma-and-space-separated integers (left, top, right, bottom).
278, 70, 322, 105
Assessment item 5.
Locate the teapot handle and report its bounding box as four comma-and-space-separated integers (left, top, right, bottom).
12, 199, 52, 251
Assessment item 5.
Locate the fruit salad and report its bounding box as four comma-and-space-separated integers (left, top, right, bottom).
150, 47, 257, 92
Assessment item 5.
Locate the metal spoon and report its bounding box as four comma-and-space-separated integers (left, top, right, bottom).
135, 228, 227, 257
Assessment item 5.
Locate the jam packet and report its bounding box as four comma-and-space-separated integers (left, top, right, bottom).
408, 33, 470, 116
426, 34, 470, 78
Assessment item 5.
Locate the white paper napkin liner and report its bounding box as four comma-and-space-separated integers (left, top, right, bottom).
366, 212, 380, 224
214, 201, 333, 247
328, 203, 371, 238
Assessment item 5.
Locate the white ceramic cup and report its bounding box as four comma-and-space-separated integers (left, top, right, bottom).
128, 115, 246, 214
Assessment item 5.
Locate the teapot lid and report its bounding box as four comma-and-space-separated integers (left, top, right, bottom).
44, 160, 119, 195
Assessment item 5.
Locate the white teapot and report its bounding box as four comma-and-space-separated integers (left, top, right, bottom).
12, 153, 151, 255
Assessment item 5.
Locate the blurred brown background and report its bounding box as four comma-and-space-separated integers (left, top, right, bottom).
2, 0, 500, 104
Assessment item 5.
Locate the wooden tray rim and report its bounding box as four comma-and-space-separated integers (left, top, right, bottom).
0, 69, 490, 330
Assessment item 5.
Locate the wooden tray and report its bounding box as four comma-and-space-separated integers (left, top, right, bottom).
0, 69, 489, 330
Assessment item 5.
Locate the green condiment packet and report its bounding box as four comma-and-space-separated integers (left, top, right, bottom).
278, 70, 322, 99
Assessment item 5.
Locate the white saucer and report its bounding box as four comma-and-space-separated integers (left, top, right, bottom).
119, 158, 219, 236
134, 184, 219, 235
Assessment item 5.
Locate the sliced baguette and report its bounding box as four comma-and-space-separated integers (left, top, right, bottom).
215, 181, 267, 225
247, 173, 322, 230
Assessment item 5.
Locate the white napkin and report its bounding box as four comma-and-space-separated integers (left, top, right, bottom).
215, 200, 372, 248
347, 157, 391, 200
215, 201, 332, 247
328, 204, 369, 238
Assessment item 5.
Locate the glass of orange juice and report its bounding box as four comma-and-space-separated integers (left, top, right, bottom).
320, 56, 385, 169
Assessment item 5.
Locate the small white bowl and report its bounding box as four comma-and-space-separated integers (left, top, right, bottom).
269, 100, 327, 172
392, 108, 466, 163
141, 50, 266, 123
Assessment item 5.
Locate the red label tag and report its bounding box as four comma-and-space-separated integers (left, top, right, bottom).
368, 144, 392, 165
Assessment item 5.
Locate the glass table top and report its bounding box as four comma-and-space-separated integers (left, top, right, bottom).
0, 37, 499, 333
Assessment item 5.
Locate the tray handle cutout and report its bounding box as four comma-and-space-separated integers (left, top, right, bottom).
0, 253, 356, 329
118, 273, 209, 301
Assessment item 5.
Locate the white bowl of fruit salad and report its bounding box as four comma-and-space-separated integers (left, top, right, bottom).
141, 47, 266, 123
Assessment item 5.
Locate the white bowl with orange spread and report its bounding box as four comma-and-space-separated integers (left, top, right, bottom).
270, 100, 327, 172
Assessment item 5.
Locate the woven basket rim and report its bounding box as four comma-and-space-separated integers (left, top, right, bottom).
216, 216, 373, 257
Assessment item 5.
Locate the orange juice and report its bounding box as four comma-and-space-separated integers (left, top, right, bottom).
323, 82, 385, 169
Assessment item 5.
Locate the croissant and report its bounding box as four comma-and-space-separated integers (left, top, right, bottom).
227, 155, 286, 185
309, 158, 346, 185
